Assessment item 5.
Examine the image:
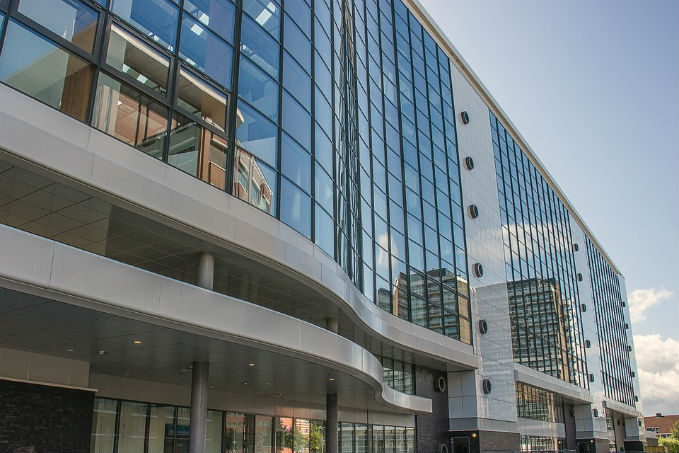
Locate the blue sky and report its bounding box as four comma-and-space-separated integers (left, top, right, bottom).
418, 0, 678, 415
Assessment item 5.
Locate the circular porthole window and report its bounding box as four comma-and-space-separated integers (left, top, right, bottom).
482, 378, 492, 394
435, 375, 447, 393
473, 263, 484, 278
573, 243, 579, 251
479, 319, 488, 334
468, 205, 479, 219
465, 156, 474, 170
460, 111, 470, 124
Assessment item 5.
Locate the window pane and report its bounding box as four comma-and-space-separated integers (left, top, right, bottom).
243, 0, 280, 40
118, 401, 147, 453
225, 412, 247, 453
295, 419, 311, 453
184, 0, 235, 43
283, 52, 310, 110
92, 73, 168, 159
180, 13, 233, 88
238, 56, 278, 121
315, 205, 333, 256
310, 420, 325, 453
18, 0, 98, 52
168, 113, 228, 190
106, 22, 170, 95
280, 178, 311, 238
111, 0, 179, 50
235, 101, 277, 167
233, 148, 277, 216
284, 0, 310, 36
240, 15, 279, 78
282, 93, 310, 150
176, 66, 227, 132
91, 399, 117, 453
148, 405, 174, 453
314, 164, 332, 213
0, 20, 93, 121
280, 133, 310, 192
283, 15, 310, 69
207, 410, 223, 453
254, 415, 274, 453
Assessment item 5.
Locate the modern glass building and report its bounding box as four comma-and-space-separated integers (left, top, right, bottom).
0, 0, 644, 452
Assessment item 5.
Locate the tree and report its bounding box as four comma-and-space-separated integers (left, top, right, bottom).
671, 420, 679, 440
659, 437, 679, 453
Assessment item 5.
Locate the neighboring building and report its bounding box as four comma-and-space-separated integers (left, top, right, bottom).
645, 414, 679, 439
0, 0, 644, 453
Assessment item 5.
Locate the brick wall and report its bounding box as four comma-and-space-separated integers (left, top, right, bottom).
0, 379, 94, 453
415, 367, 450, 453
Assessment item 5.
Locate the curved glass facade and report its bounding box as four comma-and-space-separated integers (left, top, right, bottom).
490, 111, 588, 386
0, 0, 470, 342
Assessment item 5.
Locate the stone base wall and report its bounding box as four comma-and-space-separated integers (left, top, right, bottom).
0, 379, 94, 453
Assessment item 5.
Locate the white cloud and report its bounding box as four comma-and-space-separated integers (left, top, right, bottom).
634, 334, 679, 415
628, 287, 673, 323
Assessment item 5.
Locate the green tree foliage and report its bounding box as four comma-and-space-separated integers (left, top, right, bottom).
659, 437, 679, 453
672, 420, 679, 440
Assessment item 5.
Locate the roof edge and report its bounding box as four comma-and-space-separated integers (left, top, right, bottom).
402, 0, 622, 275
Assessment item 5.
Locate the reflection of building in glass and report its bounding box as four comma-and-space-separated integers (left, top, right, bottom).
0, 0, 645, 452
508, 278, 570, 380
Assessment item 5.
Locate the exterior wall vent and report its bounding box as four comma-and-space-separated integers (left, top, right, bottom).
435, 375, 447, 393
468, 204, 479, 219
624, 323, 629, 329
585, 339, 591, 348
460, 111, 470, 124
573, 243, 579, 251
631, 371, 635, 378
627, 346, 632, 352
482, 378, 492, 394
464, 156, 474, 170
478, 319, 488, 334
473, 263, 483, 278
593, 408, 599, 417
577, 273, 583, 281
589, 374, 595, 382
581, 304, 587, 312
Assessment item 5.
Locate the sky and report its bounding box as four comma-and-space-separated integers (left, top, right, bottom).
417, 0, 678, 415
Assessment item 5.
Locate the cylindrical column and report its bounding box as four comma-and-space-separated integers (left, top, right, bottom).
326, 393, 338, 453
189, 361, 209, 453
326, 317, 338, 333
197, 251, 214, 290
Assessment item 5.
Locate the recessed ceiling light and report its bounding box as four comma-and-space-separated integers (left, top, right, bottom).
276, 393, 284, 397
124, 372, 132, 376
181, 368, 188, 372
265, 382, 271, 385
66, 348, 74, 352
328, 378, 335, 381
133, 340, 142, 344
98, 350, 105, 355
248, 363, 255, 367
243, 382, 248, 386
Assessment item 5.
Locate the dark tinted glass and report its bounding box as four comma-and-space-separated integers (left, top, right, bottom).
315, 205, 333, 256
180, 13, 233, 88
106, 22, 170, 95
0, 20, 94, 121
238, 56, 278, 121
184, 0, 235, 43
175, 66, 227, 132
284, 0, 310, 36
282, 52, 310, 110
241, 15, 279, 78
242, 0, 280, 40
110, 0, 179, 50
235, 101, 277, 167
17, 0, 98, 52
280, 178, 311, 238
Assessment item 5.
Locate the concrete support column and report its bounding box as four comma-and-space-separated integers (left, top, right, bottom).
190, 252, 214, 453
326, 393, 338, 453
190, 361, 209, 453
197, 251, 215, 290
326, 317, 338, 333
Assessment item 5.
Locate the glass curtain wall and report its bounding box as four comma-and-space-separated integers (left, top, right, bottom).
490, 111, 588, 387
515, 382, 564, 423
0, 0, 470, 342
585, 237, 635, 407
94, 398, 417, 453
